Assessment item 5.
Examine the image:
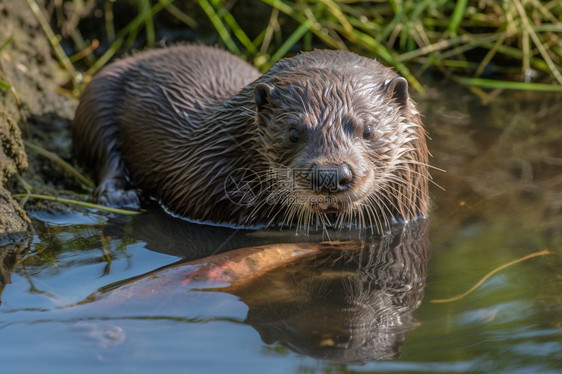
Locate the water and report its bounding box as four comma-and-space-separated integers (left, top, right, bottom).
1, 87, 561, 373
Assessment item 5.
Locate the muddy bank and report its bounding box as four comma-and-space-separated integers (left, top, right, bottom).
0, 0, 77, 301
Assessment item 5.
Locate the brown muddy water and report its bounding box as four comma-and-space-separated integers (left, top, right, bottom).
1, 86, 561, 373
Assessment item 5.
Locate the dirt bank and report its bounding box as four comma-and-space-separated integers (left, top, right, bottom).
1, 0, 78, 300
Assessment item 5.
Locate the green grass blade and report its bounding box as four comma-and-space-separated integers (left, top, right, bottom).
104, 0, 116, 42
269, 18, 314, 66
25, 0, 82, 91
86, 0, 175, 76
0, 80, 11, 90
12, 193, 141, 215
260, 0, 345, 50
458, 77, 562, 92
210, 0, 256, 54
259, 0, 295, 16
164, 3, 197, 28
198, 0, 240, 54
141, 0, 155, 47
260, 0, 424, 93
448, 0, 468, 37
483, 43, 551, 74
348, 29, 425, 94
0, 36, 12, 52
513, 0, 562, 85
24, 140, 95, 189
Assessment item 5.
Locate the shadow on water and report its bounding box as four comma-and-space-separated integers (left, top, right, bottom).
68, 216, 430, 363
124, 207, 389, 259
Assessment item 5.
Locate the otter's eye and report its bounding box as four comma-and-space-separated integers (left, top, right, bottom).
289, 128, 300, 143
363, 125, 373, 139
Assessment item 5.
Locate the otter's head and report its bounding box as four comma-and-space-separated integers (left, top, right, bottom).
252, 66, 428, 232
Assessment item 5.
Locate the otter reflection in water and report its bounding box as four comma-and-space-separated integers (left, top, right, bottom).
81, 214, 429, 363
230, 219, 430, 362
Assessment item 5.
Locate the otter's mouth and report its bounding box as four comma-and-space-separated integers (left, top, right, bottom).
310, 201, 346, 214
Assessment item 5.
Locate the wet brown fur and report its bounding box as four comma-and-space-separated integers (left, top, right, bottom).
73, 45, 429, 232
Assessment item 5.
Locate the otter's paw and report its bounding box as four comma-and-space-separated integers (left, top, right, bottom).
95, 179, 141, 209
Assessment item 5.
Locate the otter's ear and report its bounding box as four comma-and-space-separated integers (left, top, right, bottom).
384, 77, 409, 107
254, 83, 275, 111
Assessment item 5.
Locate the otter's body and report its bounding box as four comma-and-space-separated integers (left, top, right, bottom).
73, 45, 429, 231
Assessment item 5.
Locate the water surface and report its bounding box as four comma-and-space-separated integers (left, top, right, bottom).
1, 87, 561, 373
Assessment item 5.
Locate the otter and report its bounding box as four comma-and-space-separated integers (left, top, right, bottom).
73, 45, 429, 232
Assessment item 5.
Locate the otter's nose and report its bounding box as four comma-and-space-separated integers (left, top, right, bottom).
309, 163, 353, 193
